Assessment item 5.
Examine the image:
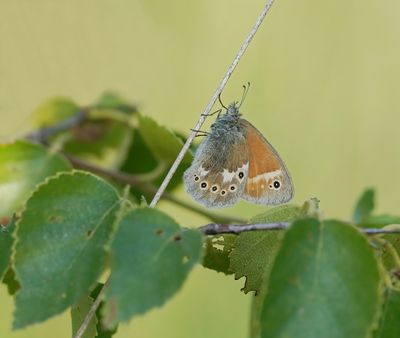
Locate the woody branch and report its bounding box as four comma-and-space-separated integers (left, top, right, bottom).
198, 222, 400, 235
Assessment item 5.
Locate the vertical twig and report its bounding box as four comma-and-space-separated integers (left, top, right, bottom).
73, 281, 109, 338
74, 1, 276, 337
149, 0, 276, 207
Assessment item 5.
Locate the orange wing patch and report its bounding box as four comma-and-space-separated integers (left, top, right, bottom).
242, 121, 283, 199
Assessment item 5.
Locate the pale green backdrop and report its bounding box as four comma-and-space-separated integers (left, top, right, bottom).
1, 1, 400, 337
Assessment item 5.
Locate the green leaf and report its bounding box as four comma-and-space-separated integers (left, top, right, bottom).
94, 92, 138, 114
71, 294, 98, 338
120, 127, 189, 199
374, 288, 400, 338
32, 97, 80, 127
360, 214, 400, 229
250, 293, 263, 338
230, 204, 302, 293
352, 189, 400, 228
353, 188, 375, 224
64, 120, 133, 169
104, 208, 203, 327
250, 204, 303, 223
0, 140, 71, 218
13, 171, 122, 329
138, 115, 192, 164
202, 234, 236, 275
2, 267, 20, 295
90, 284, 118, 338
378, 225, 400, 282
71, 283, 119, 338
259, 219, 381, 338
120, 129, 162, 200
0, 215, 16, 279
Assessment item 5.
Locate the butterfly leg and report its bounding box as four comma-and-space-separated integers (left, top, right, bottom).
190, 129, 209, 137
201, 108, 222, 118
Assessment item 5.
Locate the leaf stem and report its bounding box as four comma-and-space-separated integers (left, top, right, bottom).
149, 0, 276, 207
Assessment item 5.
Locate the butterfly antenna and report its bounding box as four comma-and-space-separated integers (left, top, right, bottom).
238, 81, 251, 108
218, 93, 228, 110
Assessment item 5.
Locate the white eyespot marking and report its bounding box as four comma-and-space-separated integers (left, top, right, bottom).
193, 174, 200, 182
229, 185, 236, 192
200, 181, 208, 190
220, 190, 227, 196
236, 162, 249, 181
222, 162, 249, 183
211, 185, 219, 193
269, 180, 282, 190
249, 169, 282, 184
199, 166, 209, 177
222, 169, 235, 183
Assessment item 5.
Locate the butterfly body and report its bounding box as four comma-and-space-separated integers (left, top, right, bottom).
184, 103, 293, 209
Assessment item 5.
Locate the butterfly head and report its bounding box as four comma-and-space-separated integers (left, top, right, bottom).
225, 102, 241, 118
211, 102, 242, 134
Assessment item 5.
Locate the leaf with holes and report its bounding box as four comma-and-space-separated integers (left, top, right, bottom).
202, 234, 236, 275
0, 140, 71, 218
258, 219, 381, 338
13, 171, 122, 329
230, 204, 302, 293
103, 208, 203, 327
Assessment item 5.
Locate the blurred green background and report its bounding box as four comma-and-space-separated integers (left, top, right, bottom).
1, 0, 400, 337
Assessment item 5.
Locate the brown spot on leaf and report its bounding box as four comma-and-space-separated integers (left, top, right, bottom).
48, 215, 63, 223
174, 235, 182, 242
155, 228, 164, 236
86, 229, 93, 238
72, 122, 107, 142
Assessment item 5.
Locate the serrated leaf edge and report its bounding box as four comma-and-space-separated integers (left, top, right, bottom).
11, 170, 122, 328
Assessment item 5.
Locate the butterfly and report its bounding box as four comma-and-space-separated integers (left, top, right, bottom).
183, 101, 293, 209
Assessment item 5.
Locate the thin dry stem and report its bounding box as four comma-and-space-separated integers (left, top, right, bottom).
73, 280, 109, 338
198, 222, 400, 235
149, 0, 276, 207
74, 1, 276, 337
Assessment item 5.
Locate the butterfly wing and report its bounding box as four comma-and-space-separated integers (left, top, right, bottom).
183, 132, 249, 209
240, 119, 293, 205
